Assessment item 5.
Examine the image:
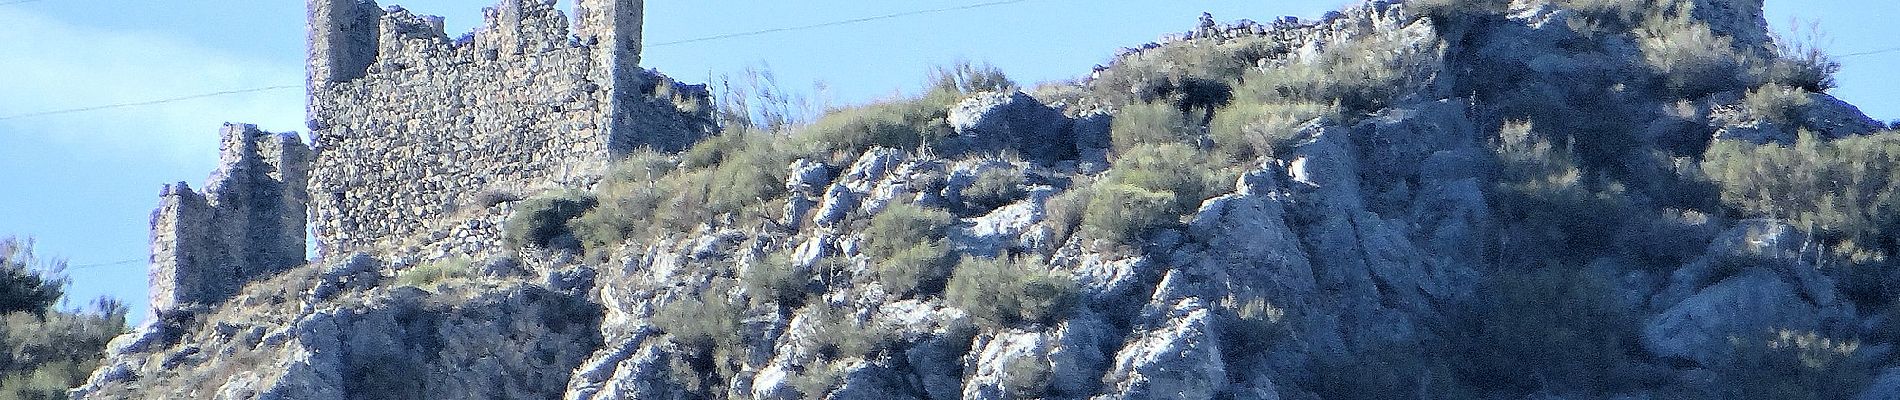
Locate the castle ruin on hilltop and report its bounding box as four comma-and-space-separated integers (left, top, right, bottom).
148, 0, 711, 314
306, 0, 713, 257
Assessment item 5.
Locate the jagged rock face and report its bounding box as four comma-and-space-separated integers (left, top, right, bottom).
74, 254, 603, 399
85, 0, 1900, 398
1707, 89, 1887, 143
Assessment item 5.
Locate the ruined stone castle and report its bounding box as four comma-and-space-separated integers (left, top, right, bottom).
147, 0, 711, 314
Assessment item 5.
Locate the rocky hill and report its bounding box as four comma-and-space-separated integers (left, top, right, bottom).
70, 0, 1900, 399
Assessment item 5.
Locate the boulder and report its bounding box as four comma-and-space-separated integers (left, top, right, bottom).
1642, 268, 1822, 366
948, 91, 1076, 161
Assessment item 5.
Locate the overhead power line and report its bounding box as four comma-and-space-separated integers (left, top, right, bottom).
0, 1, 1041, 121
0, 85, 301, 121
65, 258, 145, 270
1840, 46, 1900, 58
648, 0, 1035, 47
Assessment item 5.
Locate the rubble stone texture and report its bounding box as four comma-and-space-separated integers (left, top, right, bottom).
305, 0, 712, 258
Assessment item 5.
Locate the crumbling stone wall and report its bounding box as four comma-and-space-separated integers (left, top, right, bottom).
305, 0, 712, 257
149, 124, 311, 314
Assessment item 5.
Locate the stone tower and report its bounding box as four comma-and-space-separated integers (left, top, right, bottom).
149, 124, 311, 314
303, 0, 711, 257
306, 0, 380, 89
574, 0, 644, 83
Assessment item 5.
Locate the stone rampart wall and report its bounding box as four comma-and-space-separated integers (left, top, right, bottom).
306, 0, 711, 258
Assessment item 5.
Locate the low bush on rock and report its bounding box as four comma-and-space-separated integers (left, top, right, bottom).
945, 256, 1078, 327
1078, 143, 1233, 244
1081, 183, 1177, 245
1109, 102, 1191, 152
652, 287, 747, 393
1208, 100, 1334, 161
570, 130, 789, 258
502, 190, 597, 250
863, 204, 956, 296
961, 166, 1027, 211
742, 253, 811, 307
394, 257, 474, 289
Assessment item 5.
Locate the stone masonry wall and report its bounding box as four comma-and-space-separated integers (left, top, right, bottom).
149, 124, 311, 314
306, 0, 711, 258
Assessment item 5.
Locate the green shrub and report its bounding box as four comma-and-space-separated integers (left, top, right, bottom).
1208, 100, 1334, 161
1407, 0, 1513, 21
652, 287, 746, 395
0, 238, 128, 400
1079, 142, 1231, 245
788, 62, 1014, 158
962, 167, 1026, 211
1103, 143, 1229, 212
945, 256, 1079, 327
1702, 131, 1900, 308
394, 257, 474, 289
571, 130, 789, 256
1450, 266, 1637, 395
1490, 121, 1629, 264
783, 304, 904, 398
742, 253, 810, 307
0, 238, 62, 316
795, 99, 951, 157
805, 303, 899, 361
1761, 22, 1840, 92
929, 61, 1016, 95
1702, 132, 1900, 249
1709, 330, 1874, 400
1109, 102, 1190, 152
1233, 30, 1431, 113
1042, 181, 1095, 247
503, 190, 597, 250
654, 291, 745, 351
1000, 355, 1055, 397
1086, 36, 1277, 107
1081, 183, 1176, 244
1220, 297, 1287, 358
863, 204, 956, 296
1741, 84, 1813, 125
1637, 11, 1746, 98
0, 305, 126, 399
1555, 0, 1646, 26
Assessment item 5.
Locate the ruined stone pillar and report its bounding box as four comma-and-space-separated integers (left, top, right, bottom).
576, 0, 644, 84
147, 124, 311, 316
308, 0, 382, 87
576, 0, 650, 156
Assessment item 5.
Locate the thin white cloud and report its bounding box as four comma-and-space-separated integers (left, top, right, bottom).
0, 6, 305, 164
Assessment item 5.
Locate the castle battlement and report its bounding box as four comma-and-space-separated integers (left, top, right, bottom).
304, 0, 711, 258
149, 124, 310, 315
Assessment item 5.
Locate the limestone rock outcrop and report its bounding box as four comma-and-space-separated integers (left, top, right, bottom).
79, 0, 1900, 398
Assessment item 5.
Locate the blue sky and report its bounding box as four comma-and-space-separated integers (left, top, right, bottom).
0, 0, 1894, 322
